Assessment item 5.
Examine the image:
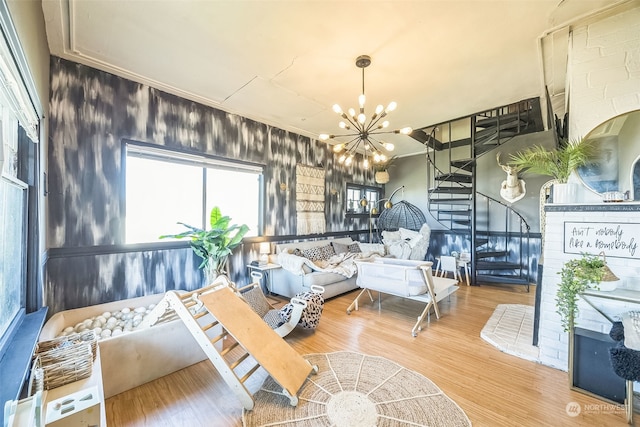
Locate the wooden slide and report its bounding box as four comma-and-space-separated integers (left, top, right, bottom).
139, 277, 317, 410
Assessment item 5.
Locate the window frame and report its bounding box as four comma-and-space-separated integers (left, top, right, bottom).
122, 139, 265, 243
345, 182, 383, 217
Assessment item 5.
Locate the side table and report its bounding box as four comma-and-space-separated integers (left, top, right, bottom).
246, 263, 282, 295
434, 257, 470, 286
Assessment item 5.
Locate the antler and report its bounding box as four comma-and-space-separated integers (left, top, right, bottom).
497, 152, 521, 173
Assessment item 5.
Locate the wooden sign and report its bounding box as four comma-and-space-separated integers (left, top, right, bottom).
564, 221, 640, 259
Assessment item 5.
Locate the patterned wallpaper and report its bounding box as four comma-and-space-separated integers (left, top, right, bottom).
46, 57, 373, 314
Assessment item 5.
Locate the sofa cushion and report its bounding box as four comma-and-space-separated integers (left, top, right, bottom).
303, 272, 349, 288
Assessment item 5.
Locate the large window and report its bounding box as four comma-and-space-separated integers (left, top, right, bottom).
0, 174, 27, 342
0, 2, 41, 364
125, 142, 263, 243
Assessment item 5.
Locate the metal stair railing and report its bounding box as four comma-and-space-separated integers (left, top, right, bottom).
474, 191, 531, 290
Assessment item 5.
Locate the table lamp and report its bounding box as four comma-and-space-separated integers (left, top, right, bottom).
259, 242, 270, 266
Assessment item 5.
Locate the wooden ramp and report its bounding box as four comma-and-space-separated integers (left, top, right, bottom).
140, 277, 316, 410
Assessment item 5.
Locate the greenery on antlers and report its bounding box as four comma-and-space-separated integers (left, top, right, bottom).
509, 138, 596, 183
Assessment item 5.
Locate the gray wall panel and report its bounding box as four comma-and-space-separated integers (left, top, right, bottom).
46, 57, 373, 315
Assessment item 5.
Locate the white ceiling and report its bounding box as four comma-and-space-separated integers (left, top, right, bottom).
41, 0, 619, 157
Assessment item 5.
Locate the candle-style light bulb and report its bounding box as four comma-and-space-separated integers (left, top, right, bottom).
385, 101, 397, 113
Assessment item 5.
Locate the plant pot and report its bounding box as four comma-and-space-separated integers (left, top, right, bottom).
375, 170, 390, 184
204, 257, 228, 285
595, 279, 620, 292
552, 182, 578, 204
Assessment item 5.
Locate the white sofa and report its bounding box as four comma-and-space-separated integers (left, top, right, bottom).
270, 237, 385, 299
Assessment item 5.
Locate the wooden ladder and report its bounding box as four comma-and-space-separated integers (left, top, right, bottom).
139, 276, 317, 410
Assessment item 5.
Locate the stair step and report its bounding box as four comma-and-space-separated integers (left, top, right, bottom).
476, 251, 509, 259
453, 219, 471, 226
435, 173, 473, 183
450, 159, 475, 171
429, 187, 473, 194
475, 238, 489, 247
474, 128, 517, 146
429, 198, 472, 205
476, 274, 531, 286
409, 129, 442, 149
476, 261, 521, 270
437, 209, 471, 216
475, 115, 529, 130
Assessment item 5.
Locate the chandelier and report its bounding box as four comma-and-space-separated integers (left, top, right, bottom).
319, 55, 412, 168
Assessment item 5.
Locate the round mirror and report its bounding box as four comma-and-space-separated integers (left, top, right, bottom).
578, 109, 640, 200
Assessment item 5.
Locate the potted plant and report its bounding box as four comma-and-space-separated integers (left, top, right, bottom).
373, 155, 397, 184
556, 252, 617, 332
160, 206, 249, 283
509, 138, 596, 203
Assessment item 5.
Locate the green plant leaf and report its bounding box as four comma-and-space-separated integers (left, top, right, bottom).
160, 206, 250, 275
556, 253, 605, 332
509, 138, 596, 184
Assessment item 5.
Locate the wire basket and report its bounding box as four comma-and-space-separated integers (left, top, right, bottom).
33, 331, 96, 390
599, 251, 620, 282
36, 330, 97, 360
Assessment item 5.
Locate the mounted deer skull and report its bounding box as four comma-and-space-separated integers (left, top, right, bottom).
496, 153, 526, 203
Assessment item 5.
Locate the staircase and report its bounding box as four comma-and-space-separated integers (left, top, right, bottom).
410, 98, 543, 288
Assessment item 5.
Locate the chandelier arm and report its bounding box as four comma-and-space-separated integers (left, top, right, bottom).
367, 129, 395, 137
340, 113, 365, 133
344, 136, 364, 151
347, 139, 364, 155
364, 114, 387, 133
334, 131, 367, 138
365, 135, 388, 149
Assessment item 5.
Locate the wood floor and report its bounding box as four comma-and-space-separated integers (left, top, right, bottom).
106, 284, 636, 426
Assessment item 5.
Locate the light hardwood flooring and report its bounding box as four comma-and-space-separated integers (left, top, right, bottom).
106, 284, 637, 426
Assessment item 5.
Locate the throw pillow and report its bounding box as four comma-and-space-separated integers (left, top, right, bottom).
280, 291, 324, 329
302, 244, 335, 262
381, 230, 401, 245
332, 241, 350, 254
399, 227, 423, 248
348, 242, 361, 253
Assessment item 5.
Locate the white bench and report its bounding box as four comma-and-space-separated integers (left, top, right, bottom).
347, 258, 458, 336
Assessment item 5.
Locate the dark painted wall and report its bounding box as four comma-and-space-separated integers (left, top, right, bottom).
46, 57, 373, 315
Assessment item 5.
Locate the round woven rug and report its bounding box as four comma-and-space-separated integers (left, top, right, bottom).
243, 351, 471, 426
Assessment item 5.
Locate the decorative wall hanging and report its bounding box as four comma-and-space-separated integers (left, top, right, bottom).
296, 165, 325, 235
497, 153, 526, 203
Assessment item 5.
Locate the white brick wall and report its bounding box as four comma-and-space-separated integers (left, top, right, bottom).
569, 4, 640, 140
539, 208, 640, 371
